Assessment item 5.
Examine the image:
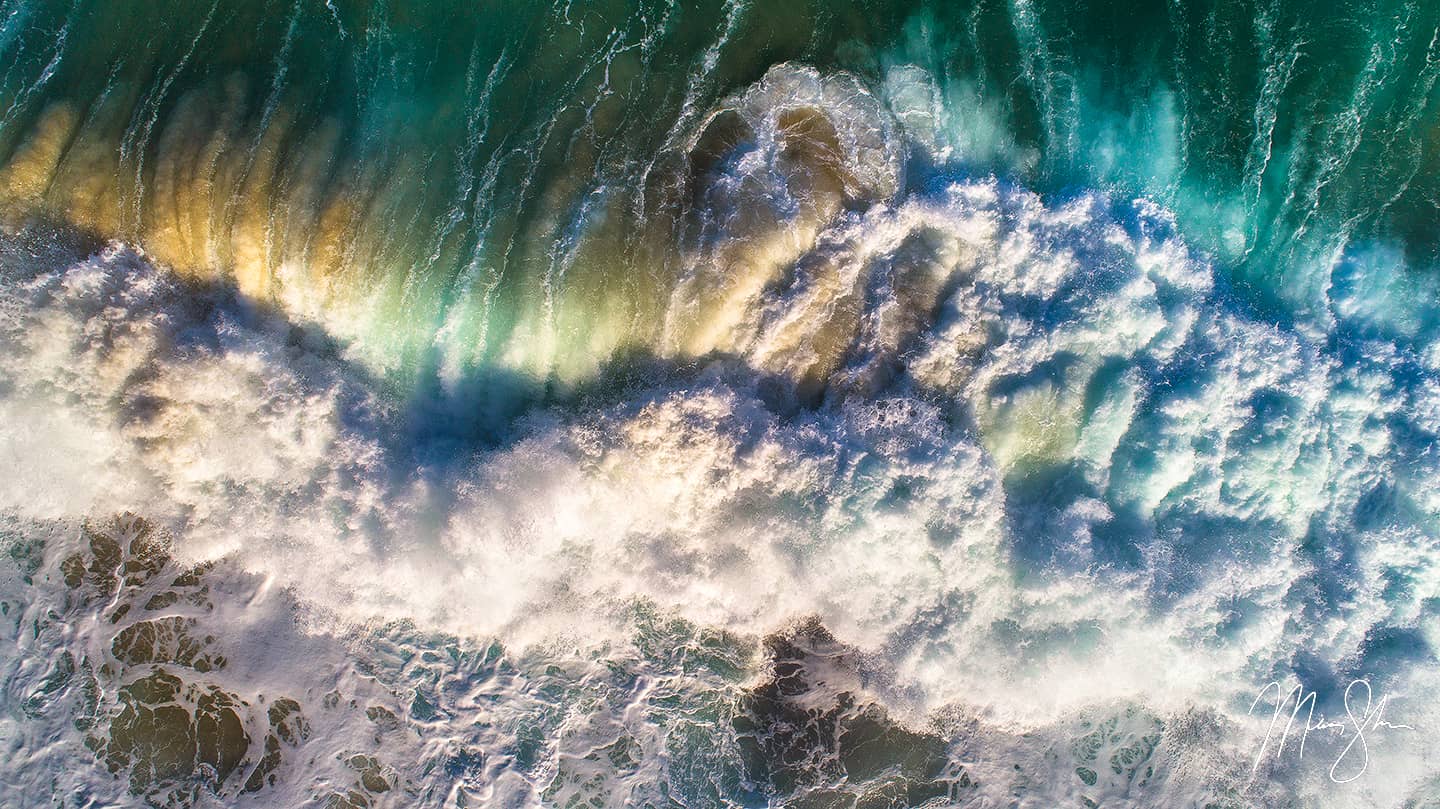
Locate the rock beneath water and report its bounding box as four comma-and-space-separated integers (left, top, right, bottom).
90, 670, 250, 797
736, 620, 961, 806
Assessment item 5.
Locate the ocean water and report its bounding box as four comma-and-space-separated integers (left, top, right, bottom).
0, 1, 1437, 807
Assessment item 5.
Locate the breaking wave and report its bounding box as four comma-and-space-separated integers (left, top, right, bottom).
0, 2, 1437, 807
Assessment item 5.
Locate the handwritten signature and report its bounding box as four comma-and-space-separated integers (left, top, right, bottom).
1247, 679, 1415, 783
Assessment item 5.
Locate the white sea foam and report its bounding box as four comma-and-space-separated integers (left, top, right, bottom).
1, 62, 1438, 807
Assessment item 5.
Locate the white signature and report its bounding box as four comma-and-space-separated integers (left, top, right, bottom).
1248, 679, 1415, 783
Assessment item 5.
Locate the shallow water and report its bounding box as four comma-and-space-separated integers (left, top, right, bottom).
0, 1, 1437, 807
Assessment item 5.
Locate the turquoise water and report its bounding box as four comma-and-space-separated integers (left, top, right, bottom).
0, 1, 1437, 807
1, 0, 1437, 384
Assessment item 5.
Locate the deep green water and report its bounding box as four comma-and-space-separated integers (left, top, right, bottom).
2, 0, 1437, 383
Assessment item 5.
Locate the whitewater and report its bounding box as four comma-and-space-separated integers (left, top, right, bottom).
0, 2, 1437, 808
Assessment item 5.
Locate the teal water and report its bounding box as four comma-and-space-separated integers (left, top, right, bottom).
1, 0, 1437, 382
0, 1, 1437, 807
